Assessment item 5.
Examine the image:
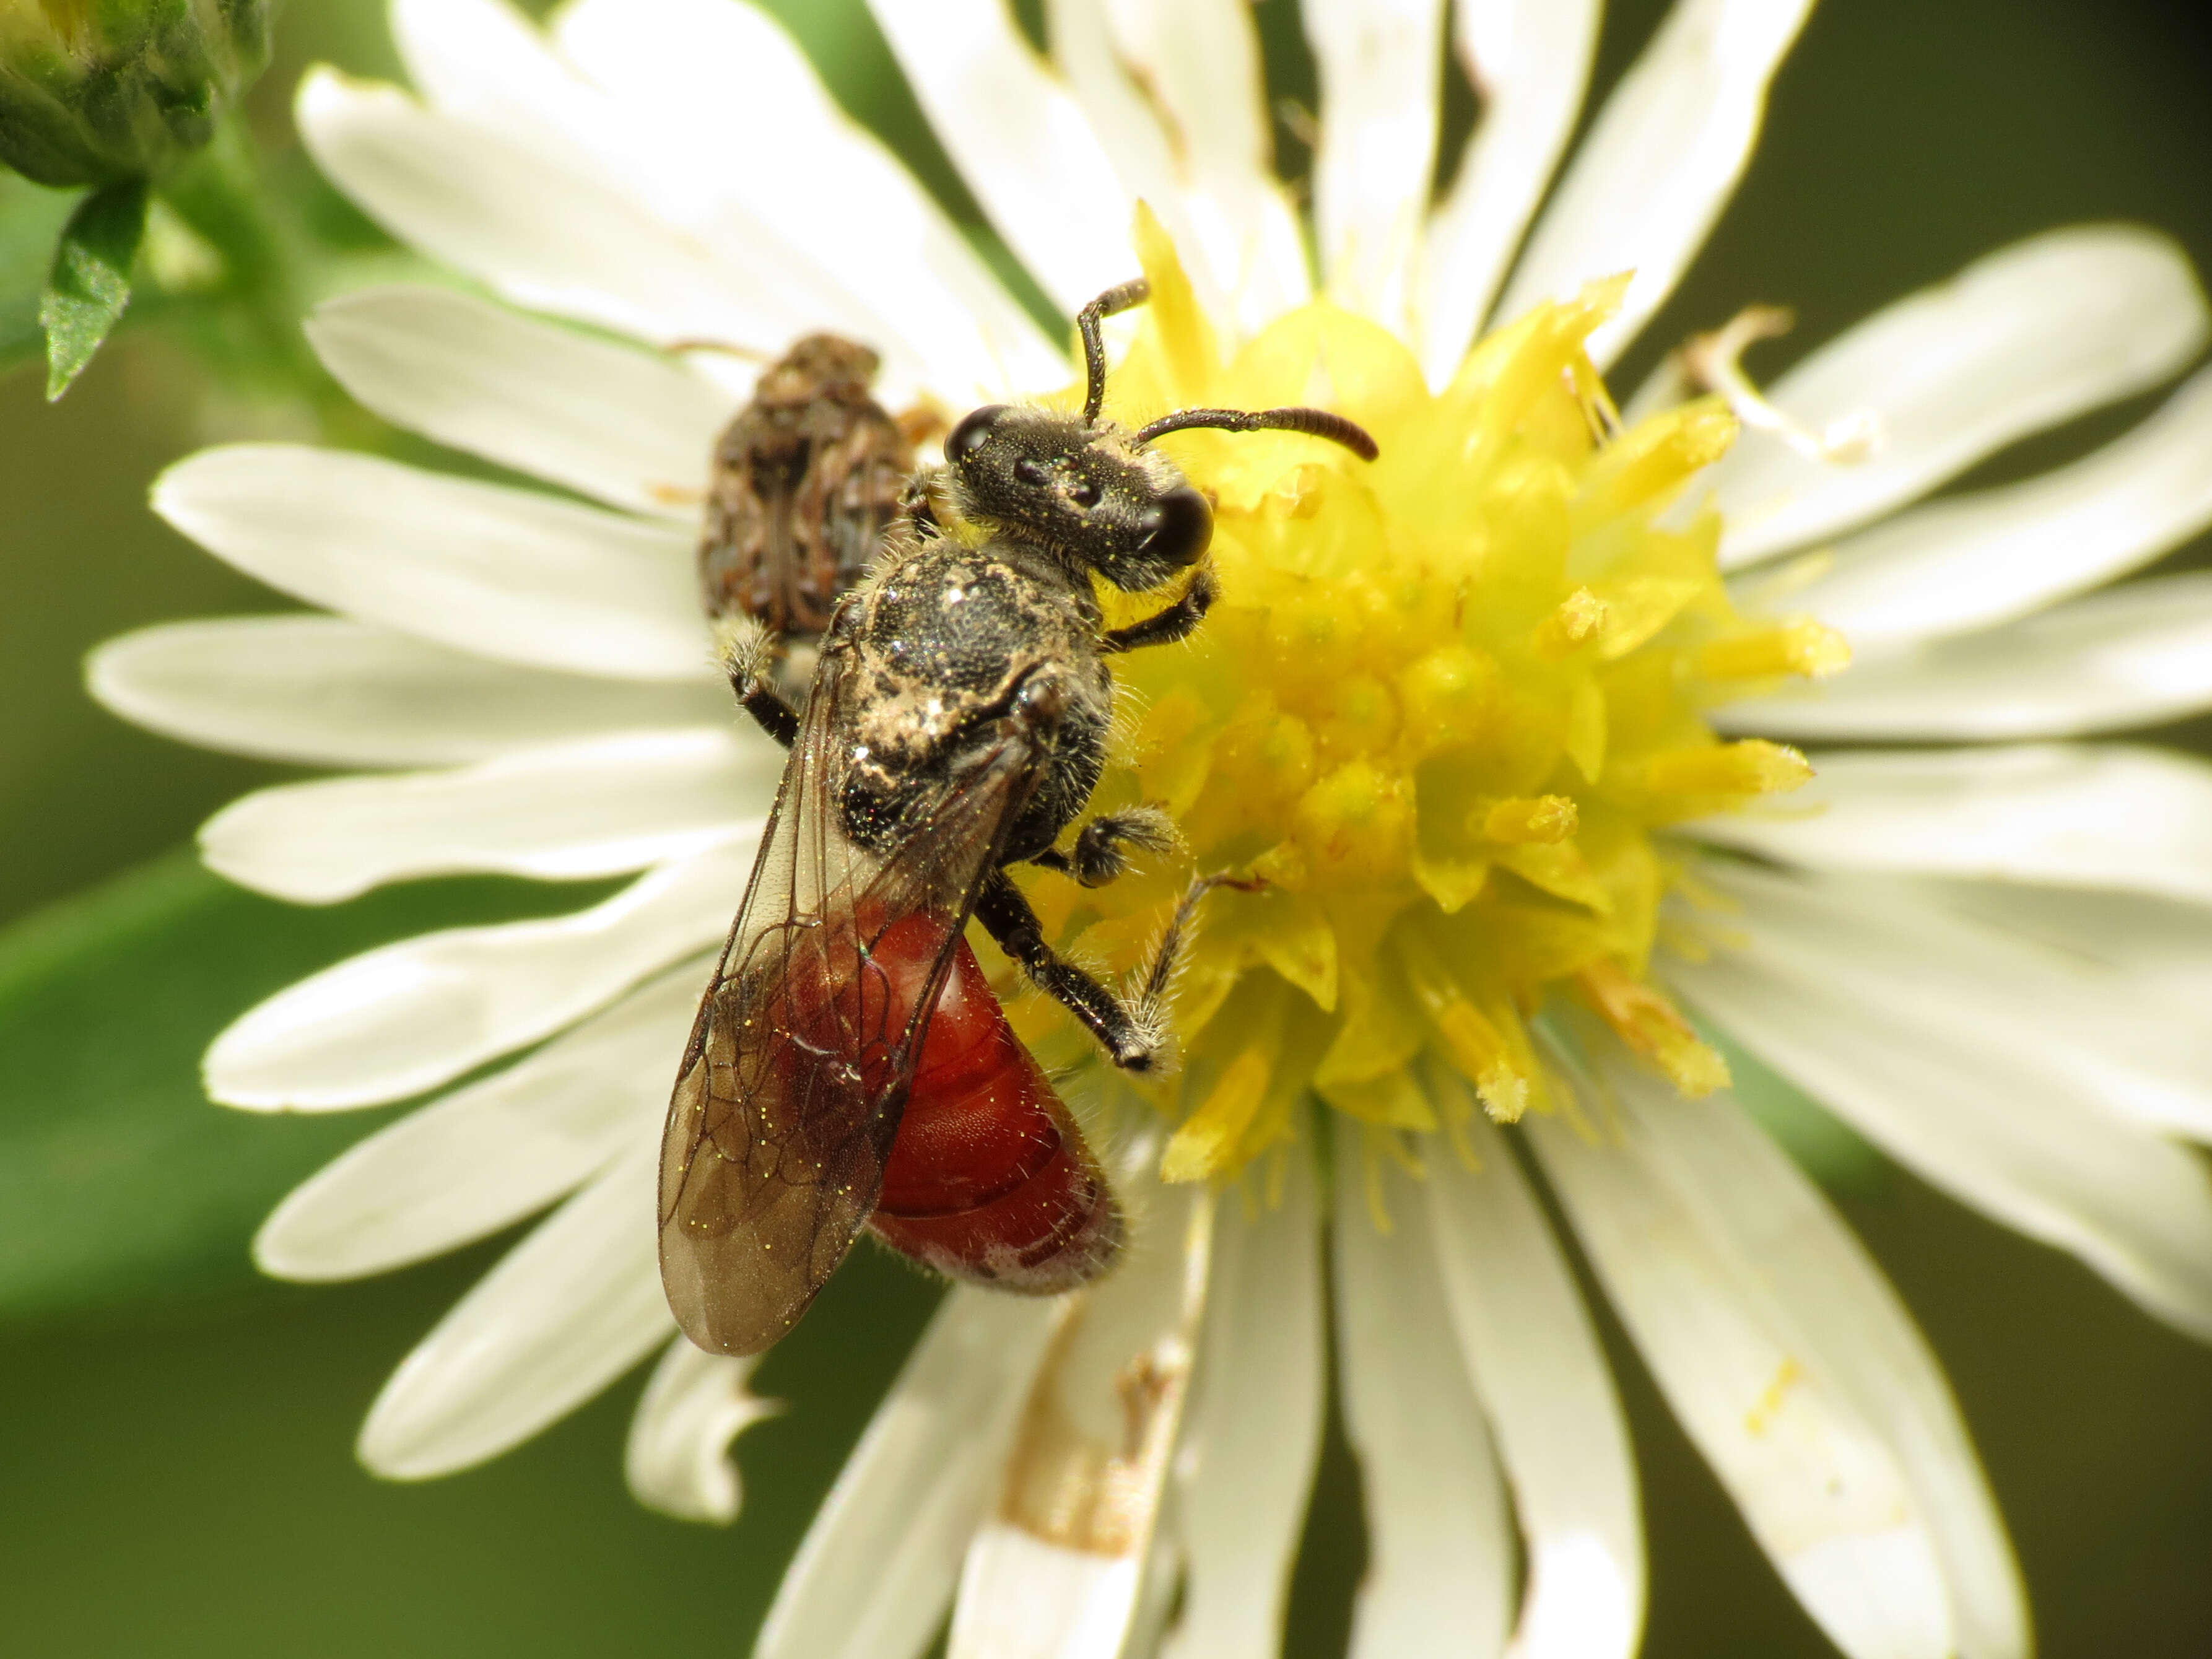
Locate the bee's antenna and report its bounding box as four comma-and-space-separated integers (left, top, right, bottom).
1077, 279, 1152, 425
1136, 405, 1380, 462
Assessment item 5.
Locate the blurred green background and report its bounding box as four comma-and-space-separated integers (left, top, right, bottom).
4, 0, 2212, 1654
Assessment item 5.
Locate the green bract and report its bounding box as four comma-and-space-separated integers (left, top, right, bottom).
0, 0, 272, 186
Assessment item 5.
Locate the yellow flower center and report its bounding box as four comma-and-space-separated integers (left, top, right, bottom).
995, 214, 1844, 1185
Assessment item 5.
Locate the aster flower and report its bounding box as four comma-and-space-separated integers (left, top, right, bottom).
83, 1, 2212, 1656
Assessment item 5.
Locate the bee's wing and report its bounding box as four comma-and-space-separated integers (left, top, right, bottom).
658, 645, 1045, 1356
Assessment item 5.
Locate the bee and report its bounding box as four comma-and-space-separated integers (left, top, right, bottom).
660, 279, 1379, 1357
695, 333, 920, 697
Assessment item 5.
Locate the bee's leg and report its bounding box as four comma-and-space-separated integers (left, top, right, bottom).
1134, 872, 1263, 1007
744, 684, 801, 749
975, 872, 1167, 1071
1029, 806, 1180, 887
900, 466, 949, 534
1101, 566, 1217, 655
715, 616, 799, 749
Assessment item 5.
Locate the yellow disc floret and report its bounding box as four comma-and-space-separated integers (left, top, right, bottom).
998, 214, 1840, 1185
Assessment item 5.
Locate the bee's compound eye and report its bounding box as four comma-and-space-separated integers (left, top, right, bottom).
947, 404, 1008, 461
1136, 484, 1213, 567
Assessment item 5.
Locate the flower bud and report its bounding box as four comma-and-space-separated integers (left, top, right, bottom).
0, 0, 273, 187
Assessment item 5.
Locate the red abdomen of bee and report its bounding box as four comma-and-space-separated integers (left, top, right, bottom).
866, 918, 1122, 1291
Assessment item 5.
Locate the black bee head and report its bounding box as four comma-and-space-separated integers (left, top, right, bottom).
944, 403, 1213, 592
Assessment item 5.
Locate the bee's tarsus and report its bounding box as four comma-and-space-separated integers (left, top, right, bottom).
1102, 565, 1217, 655
1138, 870, 1251, 1008
975, 871, 1165, 1073
715, 616, 801, 749
715, 612, 775, 687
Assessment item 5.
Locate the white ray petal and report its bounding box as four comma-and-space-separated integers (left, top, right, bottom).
1425, 1090, 1644, 1659
1045, 0, 1308, 337
390, 0, 856, 359
866, 0, 1135, 318
555, 0, 1065, 403
1045, 1, 1182, 238
1333, 1149, 1513, 1659
1532, 1050, 2026, 1659
1527, 1105, 1949, 1659
359, 1143, 670, 1478
1707, 227, 2211, 567
1696, 865, 2212, 1142
1685, 743, 2212, 905
1043, 0, 1243, 336
386, 0, 910, 368
200, 729, 773, 904
253, 962, 706, 1280
1095, 0, 1310, 331
949, 1176, 1211, 1659
1914, 877, 2212, 1019
756, 1289, 1062, 1659
1720, 572, 2212, 741
1419, 0, 1603, 387
1162, 1150, 1325, 1659
388, 0, 580, 130
1494, 0, 1814, 369
307, 287, 736, 516
1707, 858, 2212, 1141
1760, 365, 2212, 648
1671, 890, 2212, 1338
206, 840, 752, 1110
298, 70, 825, 357
1614, 1080, 2024, 1659
86, 617, 733, 769
153, 445, 712, 682
1305, 0, 1448, 334
625, 1338, 779, 1524
1706, 860, 2212, 1140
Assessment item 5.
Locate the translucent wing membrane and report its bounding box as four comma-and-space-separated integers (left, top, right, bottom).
659, 643, 1047, 1355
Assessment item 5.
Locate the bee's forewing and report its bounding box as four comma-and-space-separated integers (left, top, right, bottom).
657, 642, 1043, 1356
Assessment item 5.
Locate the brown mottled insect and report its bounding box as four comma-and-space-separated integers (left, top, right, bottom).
660, 279, 1378, 1357
697, 334, 917, 693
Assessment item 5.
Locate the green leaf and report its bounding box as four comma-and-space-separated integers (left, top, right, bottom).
39, 175, 147, 399
0, 172, 77, 375
0, 850, 619, 1325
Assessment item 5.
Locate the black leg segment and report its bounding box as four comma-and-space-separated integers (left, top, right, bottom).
975, 871, 1164, 1071
974, 867, 1263, 1073
1030, 807, 1181, 886
739, 682, 800, 749
716, 617, 801, 749
1102, 567, 1217, 656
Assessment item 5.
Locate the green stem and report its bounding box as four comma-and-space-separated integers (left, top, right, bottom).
150, 113, 326, 403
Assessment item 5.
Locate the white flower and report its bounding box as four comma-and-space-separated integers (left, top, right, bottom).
85, 1, 2212, 1657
